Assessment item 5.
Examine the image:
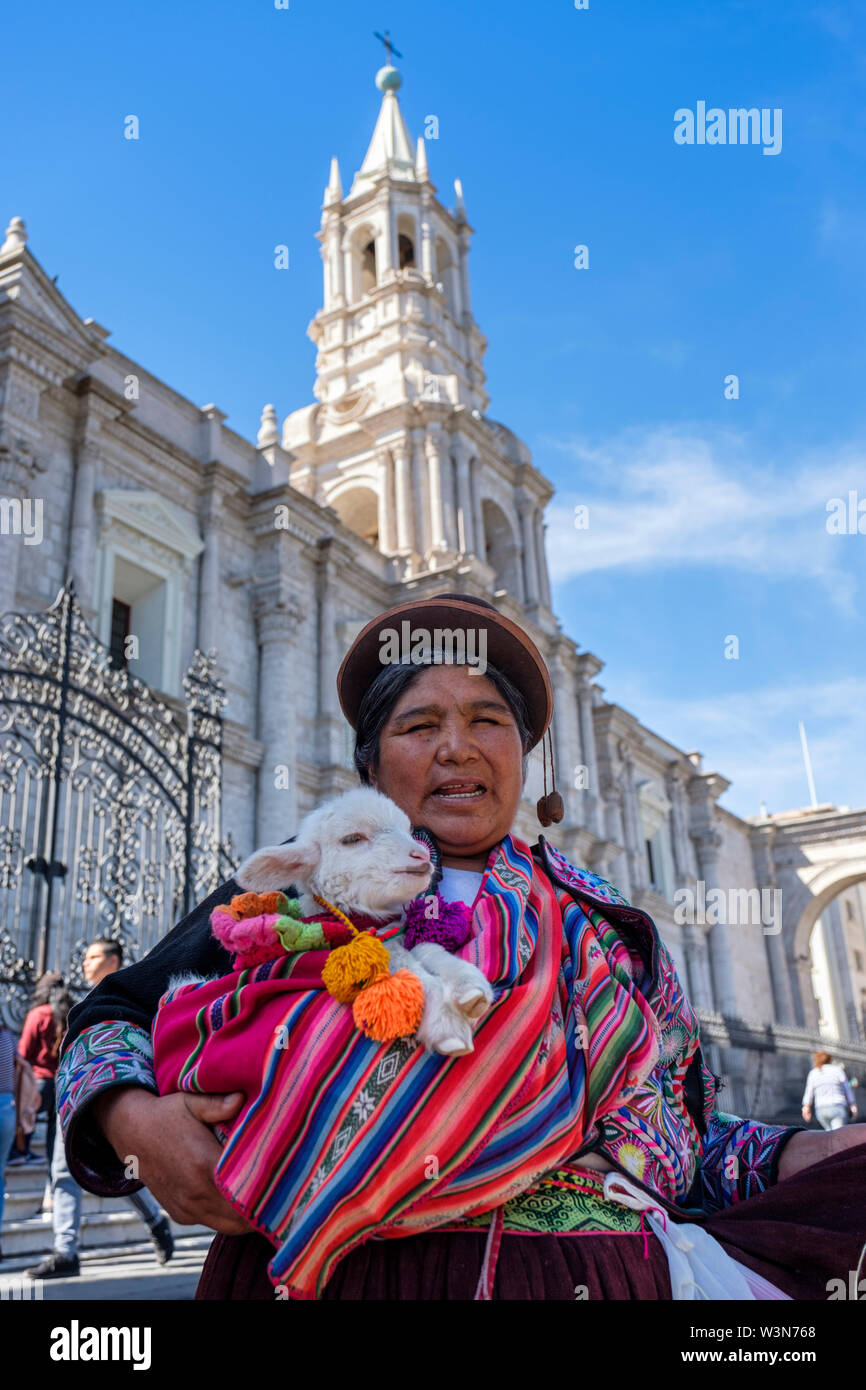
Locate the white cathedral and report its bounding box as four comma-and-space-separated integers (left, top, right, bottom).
1, 61, 865, 1120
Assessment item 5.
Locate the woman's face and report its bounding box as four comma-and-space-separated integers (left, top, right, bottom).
368, 665, 525, 869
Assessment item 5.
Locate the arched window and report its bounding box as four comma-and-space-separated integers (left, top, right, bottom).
361, 239, 377, 294
481, 498, 520, 594
330, 485, 379, 548
397, 213, 417, 270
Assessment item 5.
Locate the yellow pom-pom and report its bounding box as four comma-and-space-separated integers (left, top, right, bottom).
321, 933, 391, 1004
353, 968, 425, 1042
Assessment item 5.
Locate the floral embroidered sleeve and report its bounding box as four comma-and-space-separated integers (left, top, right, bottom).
55, 1019, 158, 1196
695, 1061, 805, 1212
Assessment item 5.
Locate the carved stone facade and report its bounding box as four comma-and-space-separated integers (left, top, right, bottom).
2, 69, 865, 1121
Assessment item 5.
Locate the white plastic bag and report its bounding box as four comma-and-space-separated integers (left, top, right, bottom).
602, 1171, 791, 1300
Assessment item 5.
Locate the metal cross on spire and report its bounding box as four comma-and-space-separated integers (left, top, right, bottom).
373, 29, 403, 64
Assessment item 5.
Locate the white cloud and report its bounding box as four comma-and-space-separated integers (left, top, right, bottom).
611, 673, 866, 820
543, 424, 864, 612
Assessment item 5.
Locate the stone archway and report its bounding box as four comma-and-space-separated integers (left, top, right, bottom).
752, 807, 866, 1032
786, 860, 866, 1034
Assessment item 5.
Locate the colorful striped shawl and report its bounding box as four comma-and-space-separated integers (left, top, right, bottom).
151, 833, 661, 1299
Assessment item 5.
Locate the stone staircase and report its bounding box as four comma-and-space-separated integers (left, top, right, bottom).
1, 1116, 213, 1264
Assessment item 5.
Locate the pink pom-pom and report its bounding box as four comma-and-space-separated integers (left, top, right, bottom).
212, 909, 281, 962
402, 893, 473, 952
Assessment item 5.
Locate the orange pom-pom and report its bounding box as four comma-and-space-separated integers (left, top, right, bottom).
353, 968, 425, 1042
321, 933, 391, 1004
230, 890, 289, 918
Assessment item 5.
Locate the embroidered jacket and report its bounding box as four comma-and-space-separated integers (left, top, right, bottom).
56, 837, 802, 1215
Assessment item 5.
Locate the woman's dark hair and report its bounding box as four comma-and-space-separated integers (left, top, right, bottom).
354, 656, 534, 786
31, 971, 64, 1008
29, 976, 74, 1056
47, 987, 74, 1057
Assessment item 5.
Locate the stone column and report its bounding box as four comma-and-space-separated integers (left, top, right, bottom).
378, 200, 394, 277
377, 450, 396, 553
316, 538, 351, 769
440, 446, 458, 552
824, 901, 858, 1038
665, 763, 692, 881
603, 785, 631, 899
198, 474, 223, 655
517, 490, 539, 605
534, 509, 552, 607
682, 926, 715, 1010
664, 761, 715, 1007
692, 827, 739, 1016
410, 427, 430, 560
253, 591, 305, 843
342, 233, 355, 303
470, 456, 485, 561
454, 439, 475, 554
425, 427, 446, 553
67, 433, 99, 610
323, 217, 344, 308
750, 823, 797, 1026
420, 193, 434, 280
576, 668, 603, 838
449, 259, 464, 321
393, 441, 414, 552
506, 533, 526, 603
457, 226, 472, 318
617, 741, 645, 894
548, 652, 581, 826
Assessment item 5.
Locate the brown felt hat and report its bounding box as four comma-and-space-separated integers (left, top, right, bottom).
336, 592, 554, 749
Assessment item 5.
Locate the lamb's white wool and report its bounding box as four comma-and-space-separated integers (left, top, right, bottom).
234, 786, 494, 1057
166, 970, 217, 993
235, 786, 433, 921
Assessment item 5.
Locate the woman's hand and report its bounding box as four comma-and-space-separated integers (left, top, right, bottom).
92, 1086, 252, 1234
801, 1104, 811, 1122
776, 1122, 866, 1182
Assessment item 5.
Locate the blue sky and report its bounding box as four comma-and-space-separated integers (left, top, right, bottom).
4, 0, 865, 819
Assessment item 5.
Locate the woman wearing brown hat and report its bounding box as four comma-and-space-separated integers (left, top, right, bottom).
55, 594, 866, 1299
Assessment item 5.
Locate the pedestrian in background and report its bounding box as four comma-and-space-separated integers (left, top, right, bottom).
802, 1050, 858, 1131
25, 938, 174, 1279
8, 973, 72, 1191
0, 1022, 21, 1260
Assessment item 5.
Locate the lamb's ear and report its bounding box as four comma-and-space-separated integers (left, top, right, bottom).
235, 839, 320, 892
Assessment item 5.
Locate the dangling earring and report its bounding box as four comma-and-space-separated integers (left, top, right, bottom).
536, 726, 564, 827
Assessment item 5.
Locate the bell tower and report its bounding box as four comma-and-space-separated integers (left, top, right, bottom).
281, 60, 553, 613
311, 60, 488, 420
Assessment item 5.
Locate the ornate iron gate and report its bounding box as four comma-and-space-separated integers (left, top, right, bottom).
0, 582, 236, 1026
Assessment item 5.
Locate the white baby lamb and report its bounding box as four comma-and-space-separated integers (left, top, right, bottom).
230, 786, 494, 1057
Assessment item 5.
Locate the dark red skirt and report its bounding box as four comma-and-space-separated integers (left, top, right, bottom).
195, 1141, 866, 1301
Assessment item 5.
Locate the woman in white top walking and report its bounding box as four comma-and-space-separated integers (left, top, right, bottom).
802, 1050, 858, 1130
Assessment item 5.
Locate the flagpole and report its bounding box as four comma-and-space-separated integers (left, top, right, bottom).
798, 721, 818, 808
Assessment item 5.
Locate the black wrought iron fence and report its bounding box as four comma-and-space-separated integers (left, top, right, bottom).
0, 581, 238, 1026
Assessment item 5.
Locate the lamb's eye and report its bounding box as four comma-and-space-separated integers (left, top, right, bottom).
340, 833, 366, 845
